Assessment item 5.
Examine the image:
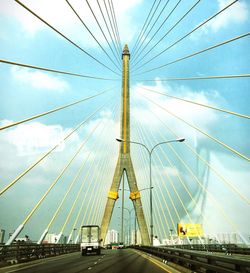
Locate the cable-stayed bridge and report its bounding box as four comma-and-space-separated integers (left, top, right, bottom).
0, 0, 249, 272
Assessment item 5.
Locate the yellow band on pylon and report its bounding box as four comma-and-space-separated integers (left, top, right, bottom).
108, 191, 119, 200
130, 191, 141, 200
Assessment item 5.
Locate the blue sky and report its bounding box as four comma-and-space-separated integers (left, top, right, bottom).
0, 0, 249, 243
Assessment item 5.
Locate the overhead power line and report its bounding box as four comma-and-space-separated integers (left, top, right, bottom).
136, 32, 250, 75
0, 59, 119, 81
0, 89, 112, 131
15, 0, 120, 76
133, 0, 238, 73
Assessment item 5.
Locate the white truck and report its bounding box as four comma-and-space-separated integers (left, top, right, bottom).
80, 225, 102, 256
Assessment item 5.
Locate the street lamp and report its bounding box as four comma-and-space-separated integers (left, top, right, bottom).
118, 206, 134, 245
116, 137, 185, 246
72, 228, 77, 244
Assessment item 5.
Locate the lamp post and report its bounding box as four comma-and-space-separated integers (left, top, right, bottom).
72, 228, 77, 244
118, 206, 134, 245
170, 228, 173, 245
116, 137, 185, 246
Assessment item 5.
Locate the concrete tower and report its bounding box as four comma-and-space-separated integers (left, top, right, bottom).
100, 45, 150, 245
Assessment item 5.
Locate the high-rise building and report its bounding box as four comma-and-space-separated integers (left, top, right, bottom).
131, 230, 141, 245
105, 229, 119, 244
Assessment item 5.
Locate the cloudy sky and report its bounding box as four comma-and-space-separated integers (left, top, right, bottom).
0, 0, 249, 243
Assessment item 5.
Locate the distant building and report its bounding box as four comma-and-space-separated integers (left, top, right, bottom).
15, 235, 31, 243
43, 233, 65, 244
0, 229, 5, 243
105, 229, 118, 244
153, 236, 161, 246
131, 230, 141, 245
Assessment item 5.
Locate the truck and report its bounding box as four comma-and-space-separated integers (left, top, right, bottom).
80, 225, 102, 256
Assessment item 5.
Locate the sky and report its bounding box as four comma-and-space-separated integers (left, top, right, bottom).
0, 0, 249, 244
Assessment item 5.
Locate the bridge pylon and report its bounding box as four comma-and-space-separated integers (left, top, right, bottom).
100, 44, 150, 245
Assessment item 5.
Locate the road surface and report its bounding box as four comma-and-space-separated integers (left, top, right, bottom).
0, 249, 184, 273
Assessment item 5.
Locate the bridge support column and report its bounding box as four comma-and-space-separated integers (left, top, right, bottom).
100, 45, 150, 246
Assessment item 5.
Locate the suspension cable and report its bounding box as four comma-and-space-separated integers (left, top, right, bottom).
85, 0, 121, 66
134, 99, 227, 238
96, 0, 121, 61
23, 118, 103, 227
0, 97, 113, 196
67, 102, 119, 239
150, 109, 250, 205
137, 32, 250, 75
0, 88, 112, 131
134, 119, 177, 229
0, 59, 119, 81
65, 0, 121, 72
144, 122, 212, 246
132, 0, 201, 68
38, 118, 106, 243
144, 95, 250, 161
108, 0, 122, 51
141, 86, 250, 119
143, 95, 250, 161
133, 132, 169, 238
85, 154, 112, 226
59, 103, 118, 236
168, 143, 240, 231
130, 0, 157, 54
66, 140, 108, 240
15, 0, 119, 76
136, 95, 240, 232
133, 0, 239, 73
131, 0, 171, 64
90, 105, 120, 226
134, 73, 250, 82
63, 145, 107, 236
76, 137, 113, 233
103, 0, 121, 55
132, 0, 162, 58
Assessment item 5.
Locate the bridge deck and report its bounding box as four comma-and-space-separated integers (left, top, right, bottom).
0, 249, 186, 273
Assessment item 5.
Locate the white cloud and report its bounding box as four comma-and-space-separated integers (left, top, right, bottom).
193, 0, 249, 38
0, 0, 143, 47
11, 67, 69, 91
131, 80, 219, 142
0, 120, 71, 156
207, 0, 249, 33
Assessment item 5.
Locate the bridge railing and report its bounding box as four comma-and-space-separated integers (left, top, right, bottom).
133, 245, 250, 273
0, 243, 80, 267
167, 243, 250, 255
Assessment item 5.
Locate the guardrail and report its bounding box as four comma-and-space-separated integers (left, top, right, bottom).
169, 244, 250, 255
0, 243, 80, 267
133, 246, 250, 273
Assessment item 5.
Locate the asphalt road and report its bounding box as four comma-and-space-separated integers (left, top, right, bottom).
0, 249, 182, 273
